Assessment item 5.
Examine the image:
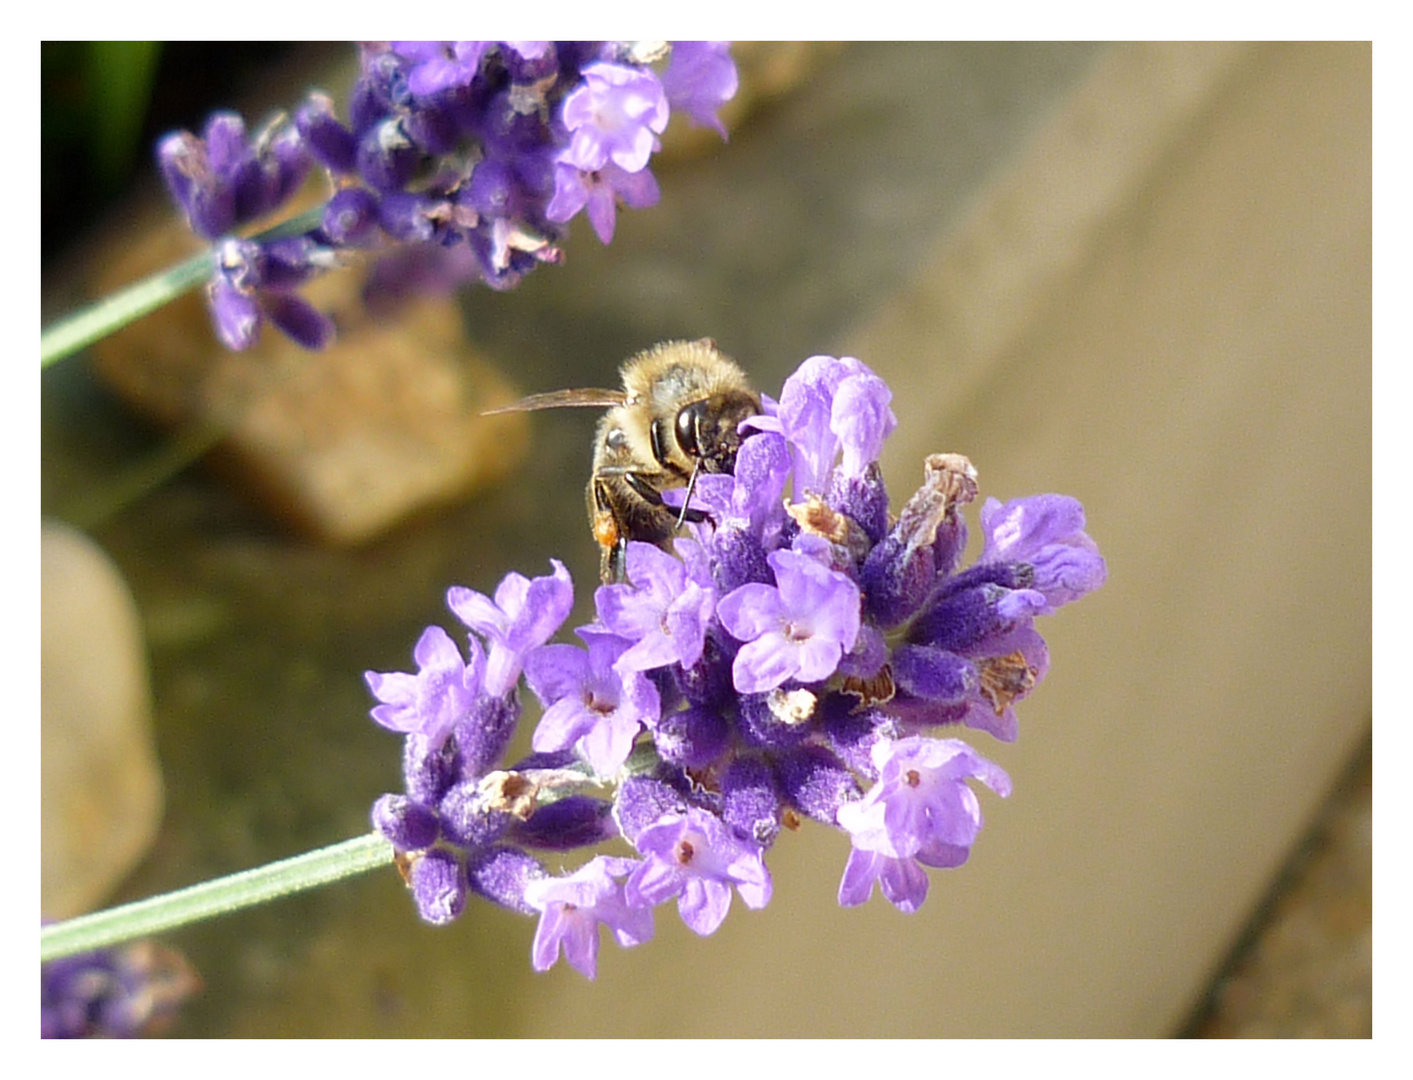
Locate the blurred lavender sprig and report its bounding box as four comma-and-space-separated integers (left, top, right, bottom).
41, 939, 199, 1038
152, 41, 737, 352
365, 352, 1108, 978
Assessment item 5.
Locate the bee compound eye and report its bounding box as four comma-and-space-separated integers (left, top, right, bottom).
675, 402, 704, 459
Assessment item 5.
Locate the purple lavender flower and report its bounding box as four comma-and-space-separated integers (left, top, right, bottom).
558, 61, 669, 173
523, 856, 654, 979
836, 736, 1011, 913
625, 805, 772, 935
157, 43, 738, 353
524, 628, 661, 777
408, 848, 468, 925
364, 625, 483, 748
41, 940, 200, 1038
595, 541, 716, 673
157, 111, 310, 240
362, 349, 1105, 961
448, 560, 574, 697
716, 547, 861, 693
662, 42, 739, 136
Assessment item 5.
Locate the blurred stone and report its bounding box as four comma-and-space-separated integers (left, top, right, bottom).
42, 521, 162, 919
88, 216, 529, 545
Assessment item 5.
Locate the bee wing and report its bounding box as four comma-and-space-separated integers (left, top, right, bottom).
482, 388, 627, 415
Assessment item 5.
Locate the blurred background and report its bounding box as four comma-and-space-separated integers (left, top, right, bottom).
40, 42, 1370, 1037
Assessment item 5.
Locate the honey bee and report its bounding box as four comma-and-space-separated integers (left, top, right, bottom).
489, 339, 760, 583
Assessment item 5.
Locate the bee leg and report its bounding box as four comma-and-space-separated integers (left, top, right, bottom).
622, 471, 667, 506
622, 471, 711, 526
605, 538, 628, 583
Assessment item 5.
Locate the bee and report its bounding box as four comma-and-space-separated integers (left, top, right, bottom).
488, 339, 760, 583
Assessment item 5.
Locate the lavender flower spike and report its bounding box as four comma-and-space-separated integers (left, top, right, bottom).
626, 805, 772, 936
524, 856, 654, 979
448, 560, 574, 697
716, 547, 861, 693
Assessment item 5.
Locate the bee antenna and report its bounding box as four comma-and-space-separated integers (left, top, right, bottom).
677, 459, 703, 530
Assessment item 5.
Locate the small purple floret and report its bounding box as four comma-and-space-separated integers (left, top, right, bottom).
448, 560, 574, 697
524, 629, 660, 777
595, 541, 716, 674
364, 625, 482, 748
559, 62, 669, 173
717, 548, 861, 693
625, 806, 772, 936
662, 42, 739, 136
835, 736, 1010, 912
524, 856, 654, 979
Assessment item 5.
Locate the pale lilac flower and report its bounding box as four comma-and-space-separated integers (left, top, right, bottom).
595, 541, 716, 673
836, 736, 1011, 912
524, 856, 654, 979
559, 62, 669, 173
836, 848, 934, 914
391, 41, 492, 96
448, 560, 574, 696
716, 548, 861, 693
978, 495, 1108, 613
749, 355, 896, 497
524, 629, 661, 776
662, 42, 738, 136
625, 806, 772, 935
364, 624, 483, 748
546, 160, 661, 243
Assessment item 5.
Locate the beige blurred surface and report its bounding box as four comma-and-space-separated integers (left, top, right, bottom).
508, 41, 1371, 1037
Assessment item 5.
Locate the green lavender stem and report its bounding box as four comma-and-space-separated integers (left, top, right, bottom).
40, 251, 212, 368
40, 832, 393, 963
39, 206, 327, 369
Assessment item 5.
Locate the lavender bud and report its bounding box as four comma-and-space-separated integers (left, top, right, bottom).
652, 705, 732, 769
613, 774, 689, 844
452, 692, 521, 780
776, 744, 862, 824
295, 91, 359, 174
860, 453, 978, 628
438, 780, 512, 848
321, 187, 381, 246
402, 734, 461, 805
409, 849, 466, 925
891, 644, 976, 704
356, 117, 423, 192
510, 795, 616, 851
372, 793, 440, 852
465, 845, 545, 915
722, 755, 783, 848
